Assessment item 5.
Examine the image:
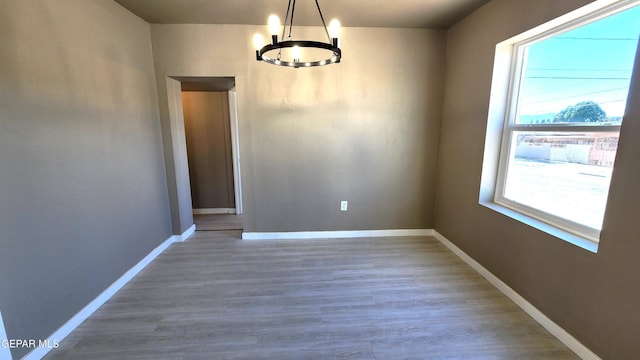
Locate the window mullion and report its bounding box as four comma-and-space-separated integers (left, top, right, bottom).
508, 125, 621, 132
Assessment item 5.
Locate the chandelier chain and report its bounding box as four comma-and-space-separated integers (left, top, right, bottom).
314, 0, 332, 42
278, 0, 298, 60
289, 0, 296, 39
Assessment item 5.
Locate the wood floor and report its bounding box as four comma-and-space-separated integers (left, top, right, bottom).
44, 231, 578, 359
193, 214, 243, 231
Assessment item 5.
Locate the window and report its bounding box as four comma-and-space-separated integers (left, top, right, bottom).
492, 2, 640, 243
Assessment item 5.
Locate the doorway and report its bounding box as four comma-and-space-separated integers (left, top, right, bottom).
163, 76, 243, 235
179, 77, 242, 213
170, 77, 243, 233
181, 89, 235, 214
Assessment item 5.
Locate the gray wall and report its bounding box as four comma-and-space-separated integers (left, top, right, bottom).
0, 0, 171, 358
435, 0, 640, 358
182, 91, 235, 209
151, 25, 446, 232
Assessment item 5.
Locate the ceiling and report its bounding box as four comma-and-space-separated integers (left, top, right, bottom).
114, 0, 490, 29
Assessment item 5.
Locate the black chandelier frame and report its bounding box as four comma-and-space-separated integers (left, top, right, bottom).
255, 0, 342, 68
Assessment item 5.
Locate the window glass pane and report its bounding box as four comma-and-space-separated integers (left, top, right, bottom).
504, 131, 618, 230
516, 5, 640, 125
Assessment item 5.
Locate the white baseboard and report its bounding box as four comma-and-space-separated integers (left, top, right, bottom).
431, 230, 600, 360
242, 229, 433, 240
22, 235, 178, 360
0, 309, 12, 360
192, 208, 235, 215
176, 224, 196, 242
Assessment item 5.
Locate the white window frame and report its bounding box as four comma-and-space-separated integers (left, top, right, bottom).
484, 0, 639, 249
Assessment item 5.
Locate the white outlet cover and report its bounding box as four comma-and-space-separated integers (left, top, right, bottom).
340, 201, 348, 211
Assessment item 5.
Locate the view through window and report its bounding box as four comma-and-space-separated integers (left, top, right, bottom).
497, 3, 640, 240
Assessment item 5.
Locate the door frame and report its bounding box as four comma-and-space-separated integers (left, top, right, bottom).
165, 76, 243, 230
228, 87, 243, 214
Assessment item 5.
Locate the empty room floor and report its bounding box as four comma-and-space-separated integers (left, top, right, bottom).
44, 231, 578, 359
193, 214, 243, 231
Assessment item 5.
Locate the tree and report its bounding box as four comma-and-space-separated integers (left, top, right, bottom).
553, 101, 607, 123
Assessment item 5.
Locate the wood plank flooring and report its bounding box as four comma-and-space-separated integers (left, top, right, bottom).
44, 231, 578, 359
193, 214, 243, 231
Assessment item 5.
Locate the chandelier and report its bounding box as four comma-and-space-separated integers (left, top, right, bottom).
253, 0, 341, 68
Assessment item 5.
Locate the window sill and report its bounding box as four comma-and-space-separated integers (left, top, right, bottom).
480, 201, 599, 254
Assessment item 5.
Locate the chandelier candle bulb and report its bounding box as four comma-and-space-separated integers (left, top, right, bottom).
268, 14, 280, 37
292, 46, 301, 62
253, 33, 264, 60
253, 34, 264, 51
329, 19, 341, 38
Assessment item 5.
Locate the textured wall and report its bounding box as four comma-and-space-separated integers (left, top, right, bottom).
151, 25, 446, 232
435, 0, 640, 358
0, 0, 171, 358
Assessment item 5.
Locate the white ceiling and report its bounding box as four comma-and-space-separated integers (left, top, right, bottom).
114, 0, 490, 29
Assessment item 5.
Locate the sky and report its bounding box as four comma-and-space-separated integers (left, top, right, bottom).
517, 4, 640, 119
